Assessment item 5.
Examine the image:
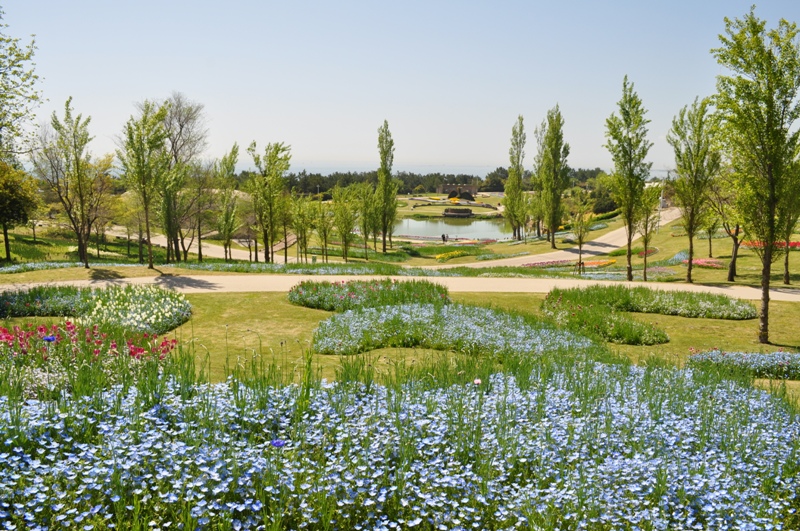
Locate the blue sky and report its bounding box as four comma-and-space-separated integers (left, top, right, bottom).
7, 1, 799, 177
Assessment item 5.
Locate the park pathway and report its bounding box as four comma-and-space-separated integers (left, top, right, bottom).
7, 273, 800, 302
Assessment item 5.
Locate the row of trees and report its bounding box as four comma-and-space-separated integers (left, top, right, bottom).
500, 8, 800, 344
599, 9, 800, 345
31, 95, 406, 269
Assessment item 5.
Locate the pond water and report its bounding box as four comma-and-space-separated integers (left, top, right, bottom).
393, 217, 513, 240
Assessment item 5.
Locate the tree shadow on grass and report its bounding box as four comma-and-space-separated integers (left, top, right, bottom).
153, 272, 219, 291
89, 268, 125, 281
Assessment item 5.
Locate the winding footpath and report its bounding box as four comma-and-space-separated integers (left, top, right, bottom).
7, 207, 800, 302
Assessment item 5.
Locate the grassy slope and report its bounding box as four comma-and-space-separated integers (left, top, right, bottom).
3, 285, 799, 397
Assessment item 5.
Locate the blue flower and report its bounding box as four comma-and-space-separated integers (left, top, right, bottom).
42, 336, 56, 343
270, 439, 287, 448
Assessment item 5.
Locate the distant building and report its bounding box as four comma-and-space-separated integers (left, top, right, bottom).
436, 184, 479, 196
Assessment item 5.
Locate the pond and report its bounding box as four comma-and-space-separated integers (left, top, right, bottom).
393, 217, 513, 240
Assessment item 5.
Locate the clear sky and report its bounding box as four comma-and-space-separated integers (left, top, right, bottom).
7, 1, 800, 177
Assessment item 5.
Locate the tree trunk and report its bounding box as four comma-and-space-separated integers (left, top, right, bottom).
727, 227, 741, 282
138, 223, 144, 264
643, 248, 648, 282
174, 233, 182, 262
708, 234, 713, 258
31, 223, 36, 242
263, 229, 270, 263
2, 223, 10, 261
283, 226, 288, 264
784, 242, 791, 285
254, 236, 259, 263
687, 236, 694, 284
197, 219, 203, 262
626, 233, 633, 282
144, 204, 154, 269
78, 235, 89, 269
759, 245, 772, 344
382, 220, 387, 253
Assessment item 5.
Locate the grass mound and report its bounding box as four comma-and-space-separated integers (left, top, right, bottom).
288, 279, 449, 312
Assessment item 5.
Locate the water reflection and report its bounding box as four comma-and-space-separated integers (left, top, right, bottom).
393, 218, 512, 240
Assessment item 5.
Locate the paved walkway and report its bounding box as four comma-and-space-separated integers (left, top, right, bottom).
8, 273, 800, 302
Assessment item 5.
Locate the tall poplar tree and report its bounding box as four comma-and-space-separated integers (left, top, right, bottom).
503, 115, 526, 240
667, 97, 721, 283
376, 120, 396, 252
605, 76, 653, 281
533, 106, 570, 249
712, 8, 800, 343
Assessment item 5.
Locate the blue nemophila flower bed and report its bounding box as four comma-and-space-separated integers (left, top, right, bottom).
313, 303, 593, 356
1, 366, 798, 529
689, 349, 800, 379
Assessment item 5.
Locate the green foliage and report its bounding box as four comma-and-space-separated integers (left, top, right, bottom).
0, 9, 41, 153
636, 185, 662, 281
533, 105, 571, 247
117, 100, 170, 269
569, 189, 594, 271
288, 279, 450, 312
34, 98, 115, 269
216, 143, 240, 261
605, 76, 653, 281
502, 116, 527, 240
376, 120, 397, 252
247, 141, 291, 263
668, 97, 720, 282
0, 163, 38, 260
331, 185, 358, 262
712, 7, 800, 343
